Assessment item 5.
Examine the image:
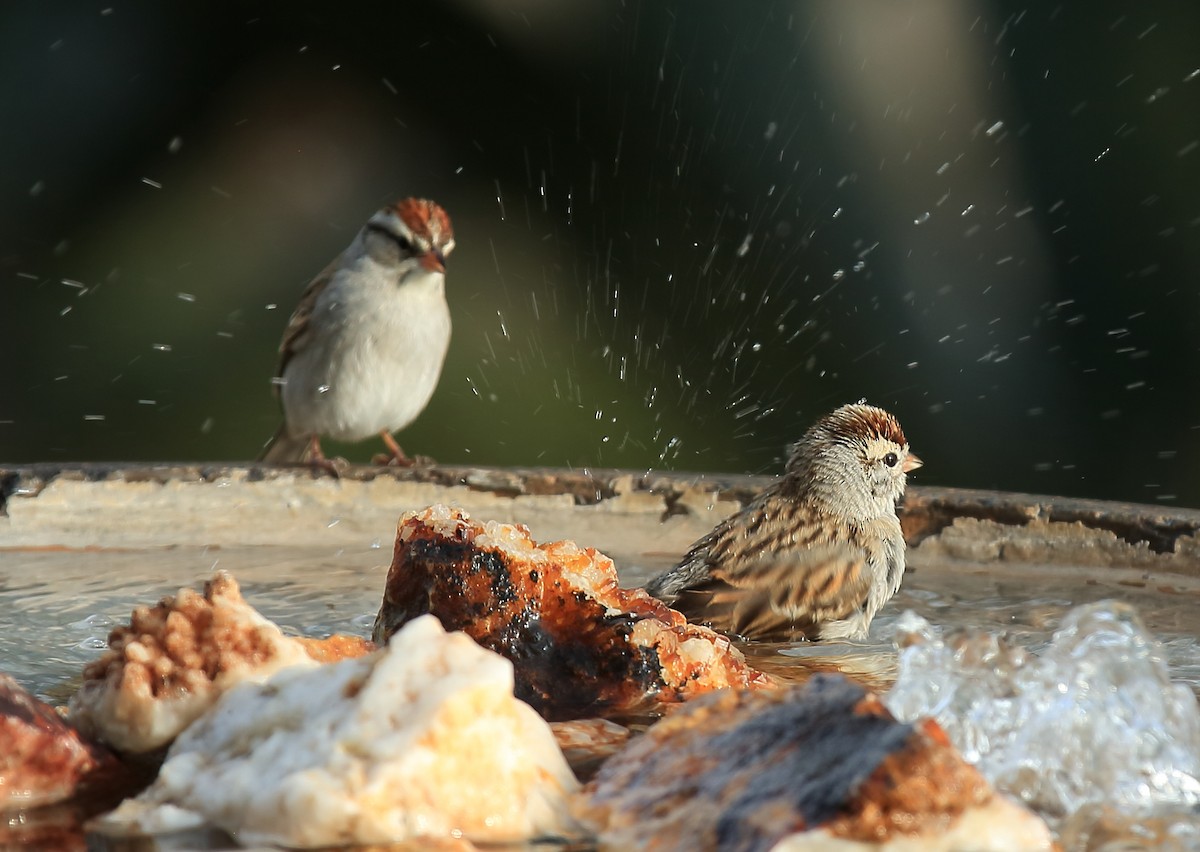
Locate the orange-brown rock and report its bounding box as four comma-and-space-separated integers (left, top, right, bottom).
549, 718, 631, 780
578, 674, 1056, 850
296, 633, 376, 663
372, 505, 773, 721
0, 673, 123, 811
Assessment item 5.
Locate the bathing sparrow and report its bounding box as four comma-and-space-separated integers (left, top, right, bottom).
646, 403, 921, 641
258, 198, 455, 466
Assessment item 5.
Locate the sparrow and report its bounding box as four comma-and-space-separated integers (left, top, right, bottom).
258, 198, 455, 466
646, 403, 922, 641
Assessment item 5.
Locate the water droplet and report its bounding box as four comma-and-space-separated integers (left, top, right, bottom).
1145, 86, 1170, 104
70, 614, 114, 630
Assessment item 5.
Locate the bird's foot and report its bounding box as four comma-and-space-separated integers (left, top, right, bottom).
307, 437, 350, 477
372, 451, 436, 467
375, 431, 428, 467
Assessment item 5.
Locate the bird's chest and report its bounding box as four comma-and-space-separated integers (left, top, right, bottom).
314, 273, 449, 373
287, 271, 450, 438
865, 515, 906, 598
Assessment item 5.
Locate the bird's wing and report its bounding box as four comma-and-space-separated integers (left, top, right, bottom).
273, 254, 343, 397
673, 496, 874, 640
699, 544, 871, 640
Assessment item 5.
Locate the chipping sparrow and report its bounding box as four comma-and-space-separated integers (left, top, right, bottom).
258, 198, 455, 466
646, 403, 921, 641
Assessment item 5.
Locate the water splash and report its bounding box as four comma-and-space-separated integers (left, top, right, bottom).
885, 602, 1200, 840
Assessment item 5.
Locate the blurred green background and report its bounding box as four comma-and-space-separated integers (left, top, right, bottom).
2, 2, 1199, 505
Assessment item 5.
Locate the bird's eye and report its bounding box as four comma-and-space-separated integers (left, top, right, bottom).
883, 452, 899, 468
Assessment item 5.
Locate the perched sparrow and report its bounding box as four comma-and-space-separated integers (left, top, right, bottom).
258, 198, 455, 466
646, 403, 921, 641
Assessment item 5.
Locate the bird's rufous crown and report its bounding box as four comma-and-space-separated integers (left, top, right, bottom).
821, 403, 907, 447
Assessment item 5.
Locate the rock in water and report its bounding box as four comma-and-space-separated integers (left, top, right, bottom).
579, 674, 1054, 850
96, 615, 581, 848
373, 504, 773, 721
0, 672, 125, 810
68, 571, 372, 754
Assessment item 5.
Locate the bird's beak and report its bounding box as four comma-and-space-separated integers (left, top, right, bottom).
902, 452, 923, 473
419, 250, 446, 274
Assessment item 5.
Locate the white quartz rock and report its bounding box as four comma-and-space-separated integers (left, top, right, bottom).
99, 615, 581, 848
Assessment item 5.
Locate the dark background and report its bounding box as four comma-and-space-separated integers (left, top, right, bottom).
2, 2, 1198, 506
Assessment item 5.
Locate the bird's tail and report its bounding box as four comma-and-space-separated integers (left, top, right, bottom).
258, 423, 312, 463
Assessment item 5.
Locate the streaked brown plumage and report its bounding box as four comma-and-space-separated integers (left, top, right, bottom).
646, 403, 921, 641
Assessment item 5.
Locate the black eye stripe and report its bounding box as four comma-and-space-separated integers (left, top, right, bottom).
367, 222, 415, 252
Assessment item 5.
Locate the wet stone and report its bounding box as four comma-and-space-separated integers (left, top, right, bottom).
373, 504, 772, 721
548, 718, 631, 781
579, 674, 1054, 851
95, 615, 581, 848
0, 673, 124, 810
68, 571, 370, 754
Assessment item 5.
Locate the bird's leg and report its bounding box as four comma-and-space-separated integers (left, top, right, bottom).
377, 430, 415, 467
306, 436, 347, 477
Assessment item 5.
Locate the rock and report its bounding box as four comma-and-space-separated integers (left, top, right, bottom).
294, 633, 376, 663
95, 615, 581, 848
579, 674, 1055, 851
549, 718, 631, 780
372, 504, 773, 721
0, 673, 124, 811
67, 571, 352, 753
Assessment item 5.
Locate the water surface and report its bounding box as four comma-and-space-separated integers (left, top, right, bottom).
4, 544, 1198, 701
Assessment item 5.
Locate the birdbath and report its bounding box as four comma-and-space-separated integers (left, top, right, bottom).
1, 461, 1199, 847
3, 461, 1199, 688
